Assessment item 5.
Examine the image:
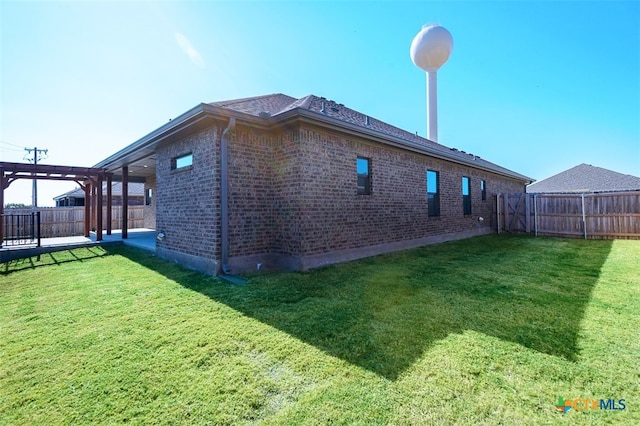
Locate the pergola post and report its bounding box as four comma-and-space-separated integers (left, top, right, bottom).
96, 174, 103, 241
84, 182, 91, 237
122, 166, 128, 239
106, 174, 112, 235
91, 182, 97, 232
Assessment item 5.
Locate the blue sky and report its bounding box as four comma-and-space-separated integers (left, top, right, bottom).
1, 0, 638, 206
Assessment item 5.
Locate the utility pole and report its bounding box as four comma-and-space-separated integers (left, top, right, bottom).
24, 147, 48, 210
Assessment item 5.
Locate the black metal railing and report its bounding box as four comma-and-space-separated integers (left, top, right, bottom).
1, 212, 41, 247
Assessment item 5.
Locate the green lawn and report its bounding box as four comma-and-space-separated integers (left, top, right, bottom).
1, 235, 638, 425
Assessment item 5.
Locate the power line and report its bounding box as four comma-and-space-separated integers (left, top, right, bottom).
0, 146, 23, 153
0, 140, 27, 155
0, 139, 25, 149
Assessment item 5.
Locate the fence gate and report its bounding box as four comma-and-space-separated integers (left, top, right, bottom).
498, 193, 533, 234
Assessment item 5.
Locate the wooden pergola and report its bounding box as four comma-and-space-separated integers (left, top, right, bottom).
0, 161, 129, 243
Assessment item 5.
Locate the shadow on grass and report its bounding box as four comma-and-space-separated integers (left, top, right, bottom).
116, 235, 612, 380
1, 246, 109, 275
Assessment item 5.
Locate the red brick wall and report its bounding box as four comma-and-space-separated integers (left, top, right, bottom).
144, 177, 156, 229
227, 126, 275, 257
293, 125, 523, 256
226, 125, 306, 258
269, 127, 303, 256
155, 127, 220, 262
153, 121, 525, 272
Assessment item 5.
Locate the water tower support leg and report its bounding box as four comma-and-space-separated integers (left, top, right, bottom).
427, 71, 438, 142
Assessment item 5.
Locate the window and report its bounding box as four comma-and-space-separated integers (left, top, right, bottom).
171, 153, 193, 170
427, 170, 440, 217
357, 157, 371, 195
481, 179, 486, 201
145, 188, 153, 206
462, 176, 471, 215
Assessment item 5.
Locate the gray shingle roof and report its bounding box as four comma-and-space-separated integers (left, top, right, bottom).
211, 94, 298, 117
210, 93, 531, 182
526, 163, 640, 193
53, 182, 145, 200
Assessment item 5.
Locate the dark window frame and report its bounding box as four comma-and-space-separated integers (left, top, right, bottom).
357, 157, 371, 195
171, 153, 193, 171
145, 188, 153, 206
427, 170, 440, 217
481, 179, 487, 201
462, 176, 472, 215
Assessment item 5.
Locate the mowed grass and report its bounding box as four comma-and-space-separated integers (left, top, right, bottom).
1, 235, 638, 425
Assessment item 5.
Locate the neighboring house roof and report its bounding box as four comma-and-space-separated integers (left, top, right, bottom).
526, 163, 640, 193
53, 182, 145, 201
95, 93, 533, 183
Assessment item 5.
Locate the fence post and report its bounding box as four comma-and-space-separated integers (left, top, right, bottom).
525, 194, 531, 233
36, 211, 41, 247
581, 193, 587, 240
496, 194, 501, 234
534, 194, 538, 237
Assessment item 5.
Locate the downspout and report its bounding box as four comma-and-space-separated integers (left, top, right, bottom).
220, 117, 236, 274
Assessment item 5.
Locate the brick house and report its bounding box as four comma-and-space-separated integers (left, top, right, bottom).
95, 94, 532, 274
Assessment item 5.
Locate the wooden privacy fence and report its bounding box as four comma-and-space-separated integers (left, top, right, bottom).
2, 206, 145, 238
497, 191, 640, 239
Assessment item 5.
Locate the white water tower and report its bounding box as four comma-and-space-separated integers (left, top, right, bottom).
410, 24, 453, 142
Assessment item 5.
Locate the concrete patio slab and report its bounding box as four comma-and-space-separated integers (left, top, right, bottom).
1, 228, 156, 262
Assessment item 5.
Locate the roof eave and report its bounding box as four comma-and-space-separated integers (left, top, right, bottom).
93, 104, 276, 172
95, 102, 533, 184
271, 108, 533, 183
94, 104, 213, 171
